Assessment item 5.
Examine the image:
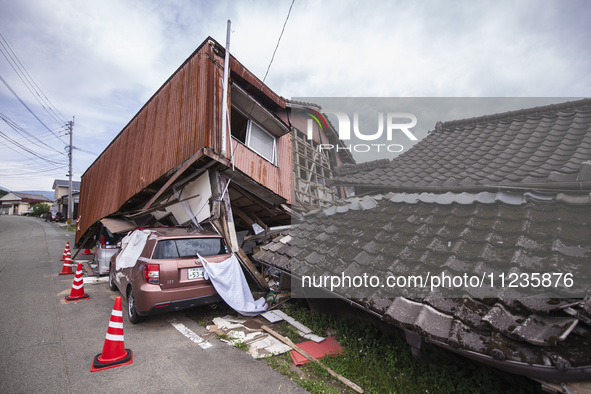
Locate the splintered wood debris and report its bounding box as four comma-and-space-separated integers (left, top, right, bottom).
208, 312, 326, 358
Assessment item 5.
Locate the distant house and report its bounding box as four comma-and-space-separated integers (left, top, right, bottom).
0, 192, 52, 215
254, 98, 591, 383
52, 179, 81, 219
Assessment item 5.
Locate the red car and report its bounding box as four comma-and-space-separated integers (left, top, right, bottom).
109, 227, 229, 323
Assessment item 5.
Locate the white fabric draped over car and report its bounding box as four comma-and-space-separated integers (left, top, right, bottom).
198, 253, 268, 317
116, 229, 153, 270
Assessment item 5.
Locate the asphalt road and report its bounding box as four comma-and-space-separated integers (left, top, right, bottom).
0, 215, 307, 394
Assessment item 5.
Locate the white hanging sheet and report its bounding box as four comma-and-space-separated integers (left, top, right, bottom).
199, 254, 268, 317
115, 229, 152, 270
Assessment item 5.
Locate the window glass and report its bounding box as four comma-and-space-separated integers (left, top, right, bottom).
248, 122, 275, 163
101, 226, 124, 245
152, 238, 228, 259
230, 106, 248, 143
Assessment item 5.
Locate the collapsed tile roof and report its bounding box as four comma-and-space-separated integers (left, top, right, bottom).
253, 98, 591, 383
332, 98, 591, 191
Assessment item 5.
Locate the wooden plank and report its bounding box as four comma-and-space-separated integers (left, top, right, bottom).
125, 194, 200, 218
262, 325, 364, 394
249, 211, 268, 231
236, 247, 270, 291
141, 150, 206, 210
231, 185, 276, 216
272, 310, 312, 334
281, 204, 302, 221
232, 206, 256, 227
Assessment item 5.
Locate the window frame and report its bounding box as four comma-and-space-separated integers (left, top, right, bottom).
245, 119, 277, 165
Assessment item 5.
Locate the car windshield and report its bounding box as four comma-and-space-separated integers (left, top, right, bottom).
152, 238, 228, 259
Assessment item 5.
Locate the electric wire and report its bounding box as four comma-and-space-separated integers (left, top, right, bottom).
0, 31, 73, 186
0, 129, 66, 166
262, 0, 296, 84
0, 112, 67, 155
0, 30, 68, 125
244, 0, 296, 123
0, 74, 66, 142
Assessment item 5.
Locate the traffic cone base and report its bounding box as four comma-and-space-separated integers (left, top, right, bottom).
90, 349, 133, 372
90, 296, 133, 372
65, 262, 89, 302
65, 293, 90, 302
58, 271, 75, 276
82, 248, 92, 256
58, 265, 75, 275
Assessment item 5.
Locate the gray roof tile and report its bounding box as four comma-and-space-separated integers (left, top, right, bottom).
253, 196, 591, 371
332, 98, 591, 190
385, 297, 454, 341
512, 315, 578, 346
254, 98, 591, 379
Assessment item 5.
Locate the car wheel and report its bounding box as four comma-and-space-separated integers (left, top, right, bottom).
108, 264, 117, 291
127, 287, 144, 324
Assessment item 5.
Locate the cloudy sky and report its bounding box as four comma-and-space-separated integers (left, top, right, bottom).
0, 0, 590, 192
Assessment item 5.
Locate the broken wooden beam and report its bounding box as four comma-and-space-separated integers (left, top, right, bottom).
212, 219, 270, 292
236, 247, 270, 292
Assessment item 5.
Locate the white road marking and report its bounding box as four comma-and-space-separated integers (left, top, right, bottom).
82, 276, 108, 284
168, 319, 213, 349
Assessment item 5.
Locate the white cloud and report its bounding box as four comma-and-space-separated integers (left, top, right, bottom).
0, 0, 590, 190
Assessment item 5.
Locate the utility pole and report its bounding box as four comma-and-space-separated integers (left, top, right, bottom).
67, 117, 74, 224
220, 19, 231, 157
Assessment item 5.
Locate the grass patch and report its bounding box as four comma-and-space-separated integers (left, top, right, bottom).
263, 353, 348, 393
187, 301, 543, 393
268, 303, 543, 394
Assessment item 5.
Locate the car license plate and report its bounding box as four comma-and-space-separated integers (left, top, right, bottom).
187, 267, 204, 280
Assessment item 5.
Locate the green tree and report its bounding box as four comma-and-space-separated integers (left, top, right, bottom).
31, 203, 50, 217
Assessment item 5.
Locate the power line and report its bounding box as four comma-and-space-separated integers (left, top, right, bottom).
0, 112, 67, 156
0, 30, 68, 125
0, 73, 66, 142
0, 129, 66, 166
262, 0, 296, 83
244, 0, 296, 125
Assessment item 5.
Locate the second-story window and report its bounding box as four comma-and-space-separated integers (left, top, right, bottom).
231, 106, 277, 165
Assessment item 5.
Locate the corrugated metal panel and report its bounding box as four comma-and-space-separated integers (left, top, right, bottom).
232, 141, 279, 191
77, 42, 221, 242
229, 132, 291, 204
77, 37, 292, 244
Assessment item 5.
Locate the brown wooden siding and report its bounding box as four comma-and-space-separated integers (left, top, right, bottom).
77, 38, 292, 243
77, 42, 222, 241
229, 133, 292, 204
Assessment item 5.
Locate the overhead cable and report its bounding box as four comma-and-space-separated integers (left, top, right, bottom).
0, 74, 65, 142
262, 0, 296, 83
0, 30, 68, 125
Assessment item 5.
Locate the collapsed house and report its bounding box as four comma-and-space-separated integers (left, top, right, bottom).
253, 98, 591, 383
75, 37, 353, 288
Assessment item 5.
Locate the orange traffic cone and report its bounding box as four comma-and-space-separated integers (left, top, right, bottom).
58, 251, 74, 275
65, 263, 90, 302
90, 296, 133, 372
60, 242, 70, 261
82, 248, 92, 256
